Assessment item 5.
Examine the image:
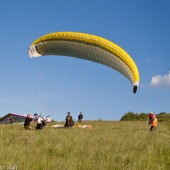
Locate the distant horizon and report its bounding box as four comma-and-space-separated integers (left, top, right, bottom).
1, 111, 169, 122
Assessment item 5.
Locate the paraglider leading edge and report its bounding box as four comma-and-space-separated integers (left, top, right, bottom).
28, 32, 140, 94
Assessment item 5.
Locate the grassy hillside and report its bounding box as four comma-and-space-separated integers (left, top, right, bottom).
0, 121, 169, 170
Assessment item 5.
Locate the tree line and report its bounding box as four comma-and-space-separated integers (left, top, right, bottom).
120, 112, 170, 121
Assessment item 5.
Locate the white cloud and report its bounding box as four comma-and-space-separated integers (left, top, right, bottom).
151, 71, 170, 87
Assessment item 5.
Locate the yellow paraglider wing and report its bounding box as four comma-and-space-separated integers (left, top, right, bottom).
29, 32, 140, 93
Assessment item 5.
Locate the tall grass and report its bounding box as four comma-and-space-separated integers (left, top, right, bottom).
0, 121, 169, 170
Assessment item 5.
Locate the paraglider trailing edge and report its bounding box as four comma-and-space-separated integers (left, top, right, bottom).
28, 32, 140, 94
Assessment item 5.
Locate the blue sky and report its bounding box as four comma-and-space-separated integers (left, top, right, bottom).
0, 0, 170, 121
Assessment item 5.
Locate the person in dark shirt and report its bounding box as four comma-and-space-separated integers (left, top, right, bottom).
64, 112, 74, 127
78, 112, 83, 122
24, 114, 33, 129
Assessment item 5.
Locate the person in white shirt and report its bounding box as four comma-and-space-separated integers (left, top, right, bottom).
34, 113, 46, 130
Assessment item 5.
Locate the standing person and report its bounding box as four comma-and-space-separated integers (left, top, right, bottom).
78, 112, 83, 122
24, 114, 33, 130
34, 113, 46, 130
64, 112, 74, 127
148, 112, 158, 132
9, 115, 15, 124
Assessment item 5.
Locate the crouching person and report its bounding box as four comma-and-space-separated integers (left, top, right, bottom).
24, 114, 33, 130
34, 113, 46, 130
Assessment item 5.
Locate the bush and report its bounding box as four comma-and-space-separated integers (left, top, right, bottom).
120, 112, 170, 121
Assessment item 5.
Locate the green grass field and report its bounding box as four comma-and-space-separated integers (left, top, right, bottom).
0, 121, 169, 170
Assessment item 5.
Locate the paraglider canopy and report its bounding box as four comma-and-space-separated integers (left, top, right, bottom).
29, 32, 140, 93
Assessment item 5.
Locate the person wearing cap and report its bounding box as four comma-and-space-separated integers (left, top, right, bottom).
148, 113, 158, 132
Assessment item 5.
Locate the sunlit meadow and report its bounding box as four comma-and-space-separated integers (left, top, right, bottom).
0, 121, 169, 170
